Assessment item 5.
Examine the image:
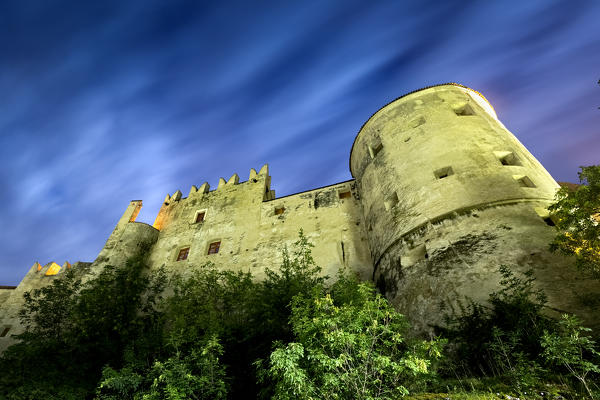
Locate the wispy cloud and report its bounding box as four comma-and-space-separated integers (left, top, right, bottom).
1, 0, 599, 284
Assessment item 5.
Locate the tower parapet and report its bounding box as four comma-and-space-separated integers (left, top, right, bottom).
350, 84, 598, 331
1, 84, 599, 349
95, 200, 160, 269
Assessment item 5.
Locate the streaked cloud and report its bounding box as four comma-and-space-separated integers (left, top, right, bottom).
0, 0, 598, 284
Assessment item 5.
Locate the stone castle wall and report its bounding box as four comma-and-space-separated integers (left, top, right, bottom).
350, 84, 599, 331
142, 165, 372, 281
2, 83, 599, 351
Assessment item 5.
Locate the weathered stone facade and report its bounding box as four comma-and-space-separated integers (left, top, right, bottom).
1, 83, 598, 351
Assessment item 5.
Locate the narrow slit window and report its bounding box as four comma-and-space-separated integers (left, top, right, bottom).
176, 247, 190, 261
434, 166, 454, 179
274, 207, 285, 215
453, 104, 474, 116
514, 175, 536, 188
208, 241, 221, 255
0, 327, 9, 337
339, 190, 352, 199
384, 192, 399, 211
369, 138, 383, 159
195, 211, 205, 223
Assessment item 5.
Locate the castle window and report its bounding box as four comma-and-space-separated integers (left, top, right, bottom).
0, 326, 9, 337
495, 151, 521, 166
195, 211, 205, 223
384, 192, 399, 211
543, 217, 555, 226
534, 207, 554, 225
339, 190, 352, 199
368, 138, 383, 159
453, 104, 474, 116
208, 241, 221, 255
434, 166, 454, 179
176, 247, 190, 261
513, 175, 536, 188
274, 206, 285, 215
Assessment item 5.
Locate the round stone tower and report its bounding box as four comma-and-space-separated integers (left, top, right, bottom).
350, 83, 600, 332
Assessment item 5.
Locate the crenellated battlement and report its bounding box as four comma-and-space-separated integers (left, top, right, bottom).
25, 260, 92, 281
154, 164, 275, 231
2, 84, 599, 347
162, 164, 272, 206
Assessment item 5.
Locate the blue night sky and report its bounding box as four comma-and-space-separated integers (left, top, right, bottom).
0, 1, 599, 285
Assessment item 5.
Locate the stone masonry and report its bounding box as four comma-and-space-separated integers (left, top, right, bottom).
1, 83, 598, 351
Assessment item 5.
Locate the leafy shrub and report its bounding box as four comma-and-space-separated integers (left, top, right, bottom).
0, 249, 167, 398
441, 266, 555, 391
549, 165, 600, 277
542, 314, 600, 398
263, 279, 443, 400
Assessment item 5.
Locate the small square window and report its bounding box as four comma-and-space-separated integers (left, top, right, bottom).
543, 217, 555, 226
513, 175, 536, 188
274, 207, 285, 215
453, 104, 474, 116
339, 190, 352, 199
494, 151, 521, 166
369, 138, 383, 159
177, 247, 190, 261
434, 166, 454, 179
372, 142, 383, 156
195, 212, 205, 223
208, 241, 221, 255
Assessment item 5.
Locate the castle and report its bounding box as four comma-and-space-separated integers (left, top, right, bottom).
1, 83, 599, 350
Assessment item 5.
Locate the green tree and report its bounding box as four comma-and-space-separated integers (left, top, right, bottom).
18, 268, 81, 340
549, 165, 600, 276
96, 336, 228, 400
163, 266, 255, 351
441, 266, 554, 391
255, 229, 326, 344
264, 282, 442, 400
0, 250, 167, 399
542, 314, 600, 399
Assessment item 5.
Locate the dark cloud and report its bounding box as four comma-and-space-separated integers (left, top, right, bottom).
1, 0, 599, 284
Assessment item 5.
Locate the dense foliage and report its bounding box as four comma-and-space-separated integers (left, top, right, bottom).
441, 265, 600, 398
0, 248, 167, 399
0, 229, 598, 399
549, 165, 600, 277
264, 279, 442, 399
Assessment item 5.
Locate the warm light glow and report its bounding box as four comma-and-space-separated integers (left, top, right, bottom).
129, 202, 142, 222
45, 262, 61, 276
153, 207, 167, 231
35, 262, 42, 272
